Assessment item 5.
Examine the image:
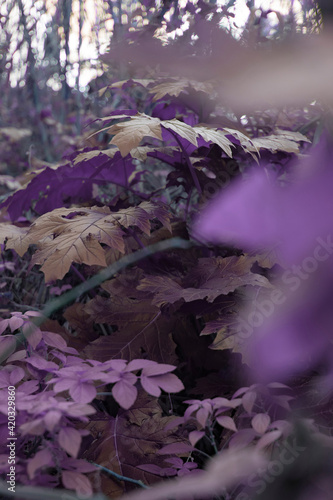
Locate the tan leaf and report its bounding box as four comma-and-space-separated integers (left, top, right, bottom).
248, 131, 310, 154
130, 145, 177, 161
162, 119, 198, 147
138, 201, 172, 233
111, 206, 152, 235
20, 204, 163, 281
95, 113, 199, 156
73, 148, 119, 164
0, 127, 32, 141
31, 231, 108, 282
109, 78, 153, 90
149, 78, 215, 101
108, 113, 163, 156
194, 126, 234, 157
0, 223, 29, 256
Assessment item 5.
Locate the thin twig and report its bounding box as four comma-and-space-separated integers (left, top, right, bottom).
92, 463, 149, 489
0, 237, 193, 364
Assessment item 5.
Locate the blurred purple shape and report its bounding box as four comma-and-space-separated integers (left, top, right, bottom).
194, 137, 333, 381
194, 138, 333, 267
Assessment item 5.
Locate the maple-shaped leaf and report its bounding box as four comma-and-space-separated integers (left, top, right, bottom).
137, 201, 172, 233
138, 256, 271, 307
0, 150, 137, 221
194, 126, 235, 157
84, 296, 160, 327
0, 223, 28, 256
108, 78, 153, 89
245, 129, 310, 154
127, 145, 177, 161
72, 147, 119, 163
12, 203, 167, 281
100, 78, 153, 95
83, 298, 178, 364
97, 112, 199, 157
162, 119, 198, 147
149, 78, 215, 101
137, 276, 184, 307
107, 113, 163, 156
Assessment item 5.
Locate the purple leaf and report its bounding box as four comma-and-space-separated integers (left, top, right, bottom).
27, 448, 53, 479
242, 391, 257, 413
69, 381, 97, 404
157, 443, 195, 455
256, 430, 282, 450
43, 410, 62, 432
0, 336, 17, 361
141, 363, 176, 377
194, 138, 333, 268
112, 379, 138, 409
62, 470, 93, 496
58, 427, 82, 458
140, 375, 162, 397
251, 413, 271, 434
42, 331, 77, 354
216, 416, 237, 432
25, 356, 58, 371
228, 429, 256, 449
188, 430, 205, 446
1, 151, 136, 221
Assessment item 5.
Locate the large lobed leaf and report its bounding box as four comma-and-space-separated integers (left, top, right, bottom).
0, 150, 137, 221
98, 112, 308, 160
82, 394, 190, 497
1, 202, 171, 281
138, 255, 271, 307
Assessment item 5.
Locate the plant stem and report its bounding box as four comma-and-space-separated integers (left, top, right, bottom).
0, 237, 193, 364
92, 462, 149, 489
207, 424, 219, 454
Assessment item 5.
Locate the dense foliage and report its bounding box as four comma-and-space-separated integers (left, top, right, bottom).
1, 1, 333, 499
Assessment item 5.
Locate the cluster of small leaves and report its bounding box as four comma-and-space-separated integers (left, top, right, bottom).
0, 312, 184, 495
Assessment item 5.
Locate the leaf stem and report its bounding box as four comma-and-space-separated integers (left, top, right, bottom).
92, 462, 149, 489
207, 424, 219, 455
0, 237, 192, 364
167, 129, 202, 194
